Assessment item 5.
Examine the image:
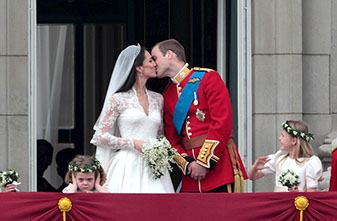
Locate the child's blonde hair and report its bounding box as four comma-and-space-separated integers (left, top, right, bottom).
281, 120, 314, 164
65, 155, 106, 185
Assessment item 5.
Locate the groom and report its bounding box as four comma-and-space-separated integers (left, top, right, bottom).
151, 39, 247, 193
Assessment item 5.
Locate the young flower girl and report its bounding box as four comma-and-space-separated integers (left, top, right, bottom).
63, 155, 108, 193
248, 120, 322, 192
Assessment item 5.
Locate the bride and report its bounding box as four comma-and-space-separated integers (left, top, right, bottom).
91, 44, 174, 193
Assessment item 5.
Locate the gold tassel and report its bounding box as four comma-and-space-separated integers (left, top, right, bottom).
227, 183, 232, 193
239, 170, 245, 193
294, 196, 309, 221
233, 169, 241, 193
233, 169, 246, 193
58, 197, 72, 221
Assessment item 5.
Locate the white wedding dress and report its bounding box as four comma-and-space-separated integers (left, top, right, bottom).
91, 87, 174, 193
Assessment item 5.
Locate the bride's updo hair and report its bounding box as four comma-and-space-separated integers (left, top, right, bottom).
116, 48, 146, 93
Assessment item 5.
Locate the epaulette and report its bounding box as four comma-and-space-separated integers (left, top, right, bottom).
331, 146, 337, 154
192, 67, 214, 72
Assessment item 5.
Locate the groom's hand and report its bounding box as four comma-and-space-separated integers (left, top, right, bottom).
188, 161, 209, 181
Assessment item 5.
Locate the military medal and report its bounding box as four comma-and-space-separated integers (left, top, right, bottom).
193, 92, 198, 106
196, 109, 205, 122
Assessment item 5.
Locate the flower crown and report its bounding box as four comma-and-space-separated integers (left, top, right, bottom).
68, 159, 101, 173
282, 121, 314, 142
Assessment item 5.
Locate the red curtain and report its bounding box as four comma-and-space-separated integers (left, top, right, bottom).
0, 192, 336, 221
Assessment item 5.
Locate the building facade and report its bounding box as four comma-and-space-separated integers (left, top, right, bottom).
0, 0, 336, 192
252, 0, 337, 191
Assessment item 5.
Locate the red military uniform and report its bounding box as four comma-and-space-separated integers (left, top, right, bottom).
163, 64, 247, 192
329, 146, 337, 191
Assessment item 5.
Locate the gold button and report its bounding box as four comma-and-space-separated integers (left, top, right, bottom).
187, 127, 191, 130
201, 154, 205, 158
179, 92, 182, 96
205, 146, 208, 148
203, 150, 206, 153
187, 116, 190, 119
187, 121, 190, 125
188, 132, 192, 136
178, 87, 182, 91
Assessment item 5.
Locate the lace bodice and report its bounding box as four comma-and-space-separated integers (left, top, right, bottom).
92, 87, 164, 149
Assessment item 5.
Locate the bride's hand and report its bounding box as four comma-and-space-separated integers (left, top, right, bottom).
133, 139, 145, 153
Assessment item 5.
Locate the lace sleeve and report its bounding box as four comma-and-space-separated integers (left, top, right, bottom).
95, 94, 134, 149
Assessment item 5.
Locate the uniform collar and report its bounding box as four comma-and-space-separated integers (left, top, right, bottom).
171, 63, 191, 84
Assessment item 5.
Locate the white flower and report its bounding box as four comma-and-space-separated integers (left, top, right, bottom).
293, 131, 298, 136
0, 169, 20, 188
142, 137, 177, 179
278, 170, 300, 189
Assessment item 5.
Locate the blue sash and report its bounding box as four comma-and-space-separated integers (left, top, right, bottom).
173, 71, 206, 135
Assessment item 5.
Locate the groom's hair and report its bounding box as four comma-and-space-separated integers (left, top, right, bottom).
155, 39, 186, 63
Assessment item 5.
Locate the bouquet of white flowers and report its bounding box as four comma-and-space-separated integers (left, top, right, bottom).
278, 169, 300, 189
0, 169, 20, 191
142, 137, 177, 180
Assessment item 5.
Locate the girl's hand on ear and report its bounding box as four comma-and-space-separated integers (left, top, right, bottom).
71, 173, 78, 189
95, 172, 101, 187
72, 173, 77, 186
65, 173, 78, 193
94, 172, 109, 193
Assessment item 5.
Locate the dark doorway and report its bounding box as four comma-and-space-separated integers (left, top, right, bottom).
37, 0, 219, 155
37, 0, 242, 194
37, 0, 221, 192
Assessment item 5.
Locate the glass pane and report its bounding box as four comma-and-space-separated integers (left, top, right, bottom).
58, 25, 75, 129
37, 24, 75, 139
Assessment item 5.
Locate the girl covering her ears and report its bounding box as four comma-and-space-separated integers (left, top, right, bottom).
63, 155, 108, 193
248, 120, 323, 192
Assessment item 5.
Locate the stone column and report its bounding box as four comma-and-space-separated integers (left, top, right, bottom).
0, 0, 29, 191
252, 0, 302, 192
315, 0, 336, 187
302, 0, 332, 152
